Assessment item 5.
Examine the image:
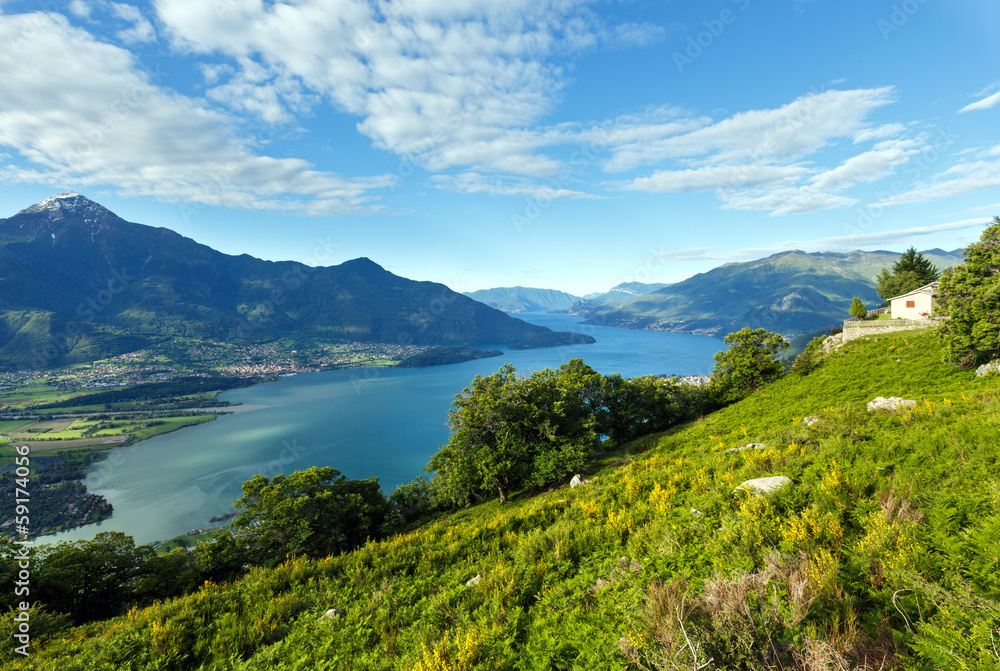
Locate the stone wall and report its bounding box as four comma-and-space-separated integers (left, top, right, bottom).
823, 322, 936, 352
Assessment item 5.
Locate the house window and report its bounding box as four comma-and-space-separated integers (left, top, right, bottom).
906, 301, 915, 308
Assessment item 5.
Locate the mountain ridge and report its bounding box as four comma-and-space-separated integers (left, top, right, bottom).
0, 193, 593, 367
582, 248, 965, 337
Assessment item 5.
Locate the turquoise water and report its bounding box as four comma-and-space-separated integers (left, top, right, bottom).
47, 314, 722, 545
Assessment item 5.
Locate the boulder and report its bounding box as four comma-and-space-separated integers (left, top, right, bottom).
866, 396, 917, 412
465, 574, 481, 587
976, 361, 1000, 378
734, 476, 792, 497
570, 474, 590, 488
725, 442, 767, 453
802, 416, 820, 427
317, 608, 343, 622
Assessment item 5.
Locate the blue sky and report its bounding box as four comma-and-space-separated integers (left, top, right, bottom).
1, 0, 998, 294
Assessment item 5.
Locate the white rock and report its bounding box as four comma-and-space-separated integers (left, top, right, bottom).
802, 416, 820, 427
690, 508, 703, 516
976, 361, 1000, 377
317, 608, 343, 622
734, 476, 792, 496
570, 474, 590, 488
725, 442, 767, 454
866, 396, 917, 412
465, 574, 481, 587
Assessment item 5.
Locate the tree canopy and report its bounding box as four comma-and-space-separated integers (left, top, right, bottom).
849, 297, 867, 319
876, 247, 940, 301
233, 466, 390, 564
711, 328, 789, 402
938, 217, 1000, 367
426, 359, 715, 506
427, 360, 602, 506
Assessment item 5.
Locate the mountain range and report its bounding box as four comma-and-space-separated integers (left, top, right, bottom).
580, 248, 965, 337
0, 193, 592, 368
464, 281, 672, 314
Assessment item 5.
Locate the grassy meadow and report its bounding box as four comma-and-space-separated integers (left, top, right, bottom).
4, 328, 999, 670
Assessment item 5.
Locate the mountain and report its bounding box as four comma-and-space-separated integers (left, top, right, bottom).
0, 193, 593, 367
583, 249, 965, 337
559, 281, 674, 314
462, 286, 580, 313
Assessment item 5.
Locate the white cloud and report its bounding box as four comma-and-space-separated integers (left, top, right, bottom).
153, 0, 669, 176
720, 187, 858, 216
431, 172, 602, 199
959, 91, 1000, 113
852, 123, 906, 143
811, 139, 920, 189
67, 0, 91, 19
879, 159, 1000, 206
617, 163, 808, 193
0, 11, 392, 214
110, 3, 156, 44
602, 88, 897, 173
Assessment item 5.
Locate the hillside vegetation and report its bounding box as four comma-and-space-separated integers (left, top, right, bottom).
5, 327, 999, 670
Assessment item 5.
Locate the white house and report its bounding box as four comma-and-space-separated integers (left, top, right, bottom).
890, 281, 938, 320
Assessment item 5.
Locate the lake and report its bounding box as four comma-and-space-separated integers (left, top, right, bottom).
46, 314, 723, 545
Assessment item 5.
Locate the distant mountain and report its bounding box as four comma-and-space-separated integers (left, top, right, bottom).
0, 193, 593, 367
463, 286, 580, 313
583, 249, 965, 337
560, 281, 673, 314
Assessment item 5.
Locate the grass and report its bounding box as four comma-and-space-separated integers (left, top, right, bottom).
4, 329, 1000, 670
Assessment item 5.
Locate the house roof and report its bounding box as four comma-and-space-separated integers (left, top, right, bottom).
889, 281, 939, 301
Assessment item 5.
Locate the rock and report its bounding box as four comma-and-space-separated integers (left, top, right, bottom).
976, 361, 1000, 377
570, 474, 590, 488
725, 442, 767, 453
690, 508, 703, 516
317, 608, 343, 622
619, 556, 643, 573
465, 574, 481, 587
866, 396, 916, 412
802, 416, 820, 427
734, 476, 792, 496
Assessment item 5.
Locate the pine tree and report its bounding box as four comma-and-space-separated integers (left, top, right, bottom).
849, 297, 867, 319
876, 248, 941, 301
893, 247, 940, 284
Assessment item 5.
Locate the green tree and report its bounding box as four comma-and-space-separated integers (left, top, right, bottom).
596, 374, 685, 446
34, 532, 154, 624
938, 217, 1000, 367
427, 360, 601, 506
876, 247, 940, 301
849, 297, 867, 319
233, 466, 390, 564
711, 328, 789, 402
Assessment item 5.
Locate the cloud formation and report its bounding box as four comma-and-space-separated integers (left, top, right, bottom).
0, 11, 393, 214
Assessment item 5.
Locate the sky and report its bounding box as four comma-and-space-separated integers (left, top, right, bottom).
0, 0, 999, 295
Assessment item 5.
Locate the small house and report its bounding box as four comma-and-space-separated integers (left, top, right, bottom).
889, 281, 938, 320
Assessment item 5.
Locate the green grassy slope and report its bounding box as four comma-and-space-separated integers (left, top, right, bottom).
6, 329, 999, 670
